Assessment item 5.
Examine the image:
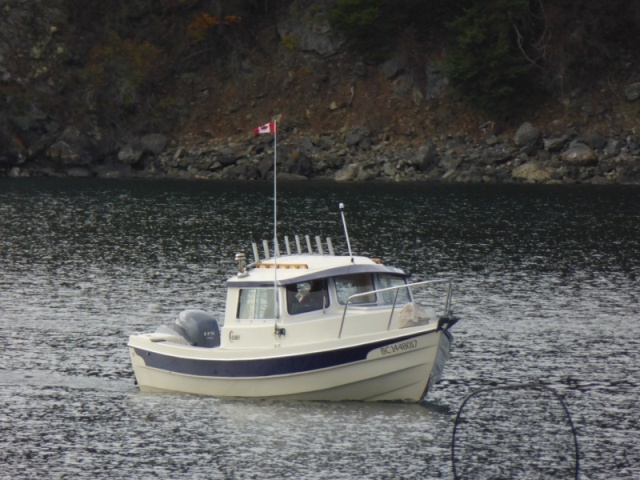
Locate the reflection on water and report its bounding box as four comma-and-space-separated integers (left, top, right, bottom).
1, 179, 639, 479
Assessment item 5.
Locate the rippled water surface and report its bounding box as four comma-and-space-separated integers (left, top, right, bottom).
1, 179, 639, 479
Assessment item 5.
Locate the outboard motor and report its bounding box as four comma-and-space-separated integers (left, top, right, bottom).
175, 309, 221, 348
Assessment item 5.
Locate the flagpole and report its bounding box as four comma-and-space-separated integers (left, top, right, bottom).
273, 121, 279, 321
253, 120, 280, 324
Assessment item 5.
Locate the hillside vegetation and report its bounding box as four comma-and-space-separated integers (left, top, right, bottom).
1, 0, 639, 182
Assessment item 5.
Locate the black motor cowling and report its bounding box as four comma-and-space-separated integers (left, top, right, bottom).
173, 309, 221, 348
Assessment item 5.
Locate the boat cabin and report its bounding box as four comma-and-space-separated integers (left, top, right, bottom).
230, 260, 411, 321
220, 237, 422, 349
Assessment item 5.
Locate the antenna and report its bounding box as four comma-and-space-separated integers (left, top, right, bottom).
339, 203, 354, 262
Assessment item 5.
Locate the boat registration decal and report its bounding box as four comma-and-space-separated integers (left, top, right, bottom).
380, 339, 418, 356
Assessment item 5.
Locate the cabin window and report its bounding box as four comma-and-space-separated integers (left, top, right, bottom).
377, 274, 411, 305
237, 288, 276, 320
335, 274, 375, 305
286, 279, 329, 315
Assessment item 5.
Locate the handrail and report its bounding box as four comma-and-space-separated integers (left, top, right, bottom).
338, 279, 452, 338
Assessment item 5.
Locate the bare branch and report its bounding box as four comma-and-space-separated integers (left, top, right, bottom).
512, 22, 543, 69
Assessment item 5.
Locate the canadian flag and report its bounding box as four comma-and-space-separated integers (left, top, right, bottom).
253, 121, 276, 135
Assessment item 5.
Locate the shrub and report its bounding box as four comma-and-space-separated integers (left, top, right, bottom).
445, 0, 537, 114
187, 12, 243, 44
86, 33, 162, 112
280, 34, 298, 51
328, 0, 396, 61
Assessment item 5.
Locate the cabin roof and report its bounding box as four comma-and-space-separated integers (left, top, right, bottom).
227, 254, 406, 287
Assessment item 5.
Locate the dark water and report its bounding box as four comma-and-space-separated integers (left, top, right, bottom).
1, 179, 638, 479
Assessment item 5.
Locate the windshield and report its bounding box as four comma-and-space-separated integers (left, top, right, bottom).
335, 274, 376, 305
377, 273, 411, 305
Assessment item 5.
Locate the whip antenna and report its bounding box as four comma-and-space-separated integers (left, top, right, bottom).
339, 203, 353, 262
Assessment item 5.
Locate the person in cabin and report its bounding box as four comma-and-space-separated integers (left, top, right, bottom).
288, 281, 327, 314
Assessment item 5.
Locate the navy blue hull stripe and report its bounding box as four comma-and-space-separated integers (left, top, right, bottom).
134, 331, 430, 378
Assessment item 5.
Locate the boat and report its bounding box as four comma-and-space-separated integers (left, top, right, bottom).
129, 121, 457, 401
128, 207, 459, 402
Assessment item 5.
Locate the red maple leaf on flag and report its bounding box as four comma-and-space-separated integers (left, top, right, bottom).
253, 122, 276, 135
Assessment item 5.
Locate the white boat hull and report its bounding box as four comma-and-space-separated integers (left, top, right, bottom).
129, 327, 452, 402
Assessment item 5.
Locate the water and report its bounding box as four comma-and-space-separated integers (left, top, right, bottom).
1, 179, 638, 479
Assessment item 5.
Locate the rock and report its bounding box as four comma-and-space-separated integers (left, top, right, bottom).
67, 167, 92, 177
8, 167, 26, 177
382, 161, 397, 177
356, 167, 378, 181
277, 2, 345, 57
413, 142, 439, 172
117, 142, 144, 165
29, 165, 61, 177
47, 140, 76, 162
140, 133, 167, 155
581, 131, 606, 150
257, 157, 274, 178
425, 64, 449, 100
392, 75, 413, 97
543, 136, 567, 152
245, 163, 261, 180
335, 163, 359, 181
94, 164, 134, 179
482, 144, 513, 165
624, 82, 640, 102
381, 55, 405, 79
604, 138, 624, 156
44, 127, 92, 166
627, 134, 640, 155
513, 122, 540, 149
561, 142, 598, 166
1, 138, 27, 166
9, 106, 47, 133
58, 126, 85, 142
438, 153, 460, 171
317, 135, 336, 150
456, 167, 483, 183
512, 161, 553, 182
411, 87, 424, 106
345, 131, 363, 147
221, 162, 249, 180
298, 136, 314, 152
276, 172, 308, 181
485, 135, 498, 146
589, 175, 611, 185
442, 169, 457, 181
353, 62, 366, 76
282, 147, 313, 176
345, 126, 370, 147
217, 150, 237, 167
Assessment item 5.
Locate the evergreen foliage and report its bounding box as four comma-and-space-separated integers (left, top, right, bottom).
328, 0, 389, 60
58, 0, 640, 120
445, 0, 537, 114
328, 0, 448, 61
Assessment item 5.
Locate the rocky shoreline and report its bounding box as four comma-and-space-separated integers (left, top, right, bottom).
4, 121, 640, 185
2, 0, 639, 185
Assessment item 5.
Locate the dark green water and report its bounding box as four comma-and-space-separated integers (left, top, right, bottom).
1, 179, 639, 479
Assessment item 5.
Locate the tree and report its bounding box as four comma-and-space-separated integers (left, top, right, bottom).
445, 0, 537, 114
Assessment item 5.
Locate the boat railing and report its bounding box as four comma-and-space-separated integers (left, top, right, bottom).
338, 279, 453, 338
